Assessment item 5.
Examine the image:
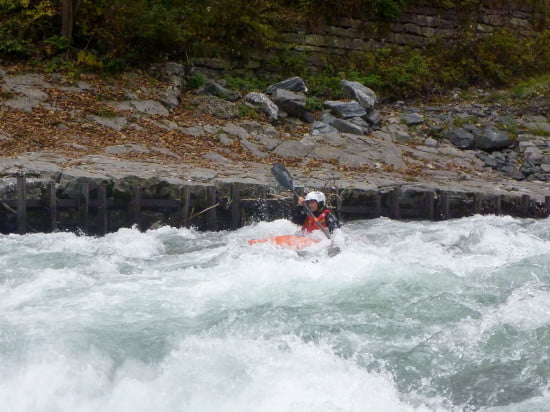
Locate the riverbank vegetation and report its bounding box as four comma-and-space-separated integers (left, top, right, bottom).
0, 1, 549, 100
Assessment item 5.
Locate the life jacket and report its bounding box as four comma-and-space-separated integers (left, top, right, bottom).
302, 208, 332, 233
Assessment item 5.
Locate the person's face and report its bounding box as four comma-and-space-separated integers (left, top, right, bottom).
306, 200, 318, 212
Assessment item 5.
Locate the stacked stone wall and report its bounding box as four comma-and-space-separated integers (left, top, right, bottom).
253, 0, 547, 68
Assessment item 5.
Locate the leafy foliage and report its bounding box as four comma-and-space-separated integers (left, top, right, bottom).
0, 0, 548, 101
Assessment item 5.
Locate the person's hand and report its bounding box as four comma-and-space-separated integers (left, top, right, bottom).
297, 196, 305, 206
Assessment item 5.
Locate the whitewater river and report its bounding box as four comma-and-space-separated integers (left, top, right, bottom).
0, 215, 548, 411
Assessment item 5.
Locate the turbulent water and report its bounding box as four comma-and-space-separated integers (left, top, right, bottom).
0, 215, 548, 412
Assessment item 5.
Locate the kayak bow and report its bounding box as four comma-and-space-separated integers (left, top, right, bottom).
248, 235, 320, 250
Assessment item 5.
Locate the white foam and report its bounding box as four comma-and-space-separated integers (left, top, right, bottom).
0, 336, 419, 412
0, 216, 548, 411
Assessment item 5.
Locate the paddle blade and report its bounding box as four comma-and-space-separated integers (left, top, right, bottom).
271, 163, 294, 191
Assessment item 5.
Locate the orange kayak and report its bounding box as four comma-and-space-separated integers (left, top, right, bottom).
248, 235, 320, 250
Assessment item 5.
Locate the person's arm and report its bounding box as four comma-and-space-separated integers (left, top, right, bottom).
325, 210, 341, 232
291, 206, 307, 225
291, 196, 307, 225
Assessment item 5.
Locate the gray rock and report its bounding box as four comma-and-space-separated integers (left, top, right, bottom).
240, 137, 266, 158
323, 100, 367, 119
222, 123, 249, 140
91, 115, 128, 131
181, 125, 205, 137
340, 80, 377, 111
217, 133, 234, 146
151, 146, 181, 159
387, 124, 411, 143
204, 81, 240, 102
254, 134, 280, 151
164, 62, 185, 77
0, 133, 11, 142
104, 144, 150, 155
273, 88, 306, 105
273, 140, 312, 158
266, 76, 307, 94
402, 112, 424, 126
129, 100, 170, 116
239, 120, 266, 134
331, 118, 365, 135
273, 89, 314, 123
524, 146, 543, 162
446, 127, 475, 149
523, 115, 550, 134
3, 87, 49, 111
160, 85, 181, 109
484, 155, 498, 168
425, 138, 438, 148
203, 151, 232, 164
311, 121, 338, 136
348, 117, 371, 132
244, 92, 278, 121
365, 110, 382, 126
478, 127, 512, 150
321, 112, 337, 124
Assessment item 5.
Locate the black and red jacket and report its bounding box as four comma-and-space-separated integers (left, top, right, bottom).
291, 206, 341, 233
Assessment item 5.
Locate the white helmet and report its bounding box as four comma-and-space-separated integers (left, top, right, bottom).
304, 191, 326, 206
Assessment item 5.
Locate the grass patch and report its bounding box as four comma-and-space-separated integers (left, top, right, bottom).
509, 74, 550, 99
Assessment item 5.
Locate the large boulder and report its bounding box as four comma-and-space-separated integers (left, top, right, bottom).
244, 92, 279, 121
477, 127, 512, 150
446, 127, 475, 149
273, 89, 314, 123
341, 80, 377, 111
323, 100, 367, 119
266, 76, 308, 94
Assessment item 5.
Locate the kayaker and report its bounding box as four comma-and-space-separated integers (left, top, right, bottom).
291, 191, 341, 233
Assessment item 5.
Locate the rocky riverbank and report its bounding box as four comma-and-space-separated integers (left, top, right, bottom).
0, 63, 549, 233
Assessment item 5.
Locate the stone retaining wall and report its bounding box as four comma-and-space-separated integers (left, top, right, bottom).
1, 175, 549, 236
247, 0, 547, 68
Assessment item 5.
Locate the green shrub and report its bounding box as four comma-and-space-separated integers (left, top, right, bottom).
188, 73, 206, 90
222, 75, 271, 92
306, 96, 323, 111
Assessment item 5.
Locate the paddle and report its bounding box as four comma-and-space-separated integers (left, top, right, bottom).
271, 163, 340, 256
